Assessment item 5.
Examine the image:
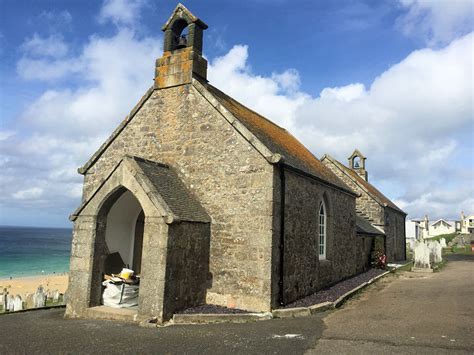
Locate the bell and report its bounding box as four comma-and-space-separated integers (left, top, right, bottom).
354, 161, 360, 168
176, 35, 188, 49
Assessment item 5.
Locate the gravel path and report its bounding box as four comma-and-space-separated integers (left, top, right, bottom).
179, 268, 386, 313
178, 304, 250, 314
284, 268, 386, 308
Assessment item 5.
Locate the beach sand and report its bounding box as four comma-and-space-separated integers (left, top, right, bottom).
0, 274, 68, 297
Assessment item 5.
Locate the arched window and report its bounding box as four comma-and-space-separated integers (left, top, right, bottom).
319, 201, 326, 259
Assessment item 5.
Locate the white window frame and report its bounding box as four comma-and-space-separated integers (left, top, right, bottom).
319, 201, 326, 260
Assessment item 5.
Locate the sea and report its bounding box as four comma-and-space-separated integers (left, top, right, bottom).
0, 226, 72, 279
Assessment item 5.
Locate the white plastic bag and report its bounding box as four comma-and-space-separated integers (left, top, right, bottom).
102, 281, 139, 308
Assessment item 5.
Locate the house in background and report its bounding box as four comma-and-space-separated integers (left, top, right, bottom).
405, 219, 421, 247
408, 212, 473, 241
429, 218, 456, 236
321, 150, 407, 262
65, 4, 405, 324
460, 212, 474, 234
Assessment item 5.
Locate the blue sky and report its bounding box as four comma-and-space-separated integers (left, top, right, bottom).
0, 0, 473, 227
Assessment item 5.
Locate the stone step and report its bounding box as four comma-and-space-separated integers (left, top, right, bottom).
85, 305, 138, 322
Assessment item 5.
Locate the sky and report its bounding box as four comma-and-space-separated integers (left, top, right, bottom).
0, 0, 473, 228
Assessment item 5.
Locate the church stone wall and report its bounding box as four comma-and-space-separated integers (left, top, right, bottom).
384, 208, 406, 262
354, 235, 375, 273
322, 158, 406, 262
162, 221, 210, 319
81, 84, 275, 312
279, 169, 357, 304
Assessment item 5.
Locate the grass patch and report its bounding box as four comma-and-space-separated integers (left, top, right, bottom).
396, 262, 414, 272
443, 245, 473, 255
432, 260, 448, 272
429, 233, 458, 244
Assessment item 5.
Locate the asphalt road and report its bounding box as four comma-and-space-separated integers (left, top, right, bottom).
308, 253, 474, 354
0, 254, 472, 354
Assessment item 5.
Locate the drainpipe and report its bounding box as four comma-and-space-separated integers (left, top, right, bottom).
279, 165, 286, 306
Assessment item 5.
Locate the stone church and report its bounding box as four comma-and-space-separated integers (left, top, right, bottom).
66, 4, 406, 323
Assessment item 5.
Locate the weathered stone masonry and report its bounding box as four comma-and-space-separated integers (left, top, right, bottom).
80, 85, 275, 312
66, 4, 406, 323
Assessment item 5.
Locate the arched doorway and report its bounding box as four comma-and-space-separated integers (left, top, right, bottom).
89, 188, 145, 308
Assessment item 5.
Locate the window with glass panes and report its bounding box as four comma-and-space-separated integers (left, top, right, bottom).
319, 202, 326, 259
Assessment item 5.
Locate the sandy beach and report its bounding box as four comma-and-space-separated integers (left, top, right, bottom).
0, 274, 68, 297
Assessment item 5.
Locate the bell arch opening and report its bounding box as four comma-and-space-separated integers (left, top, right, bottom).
89, 187, 145, 308
170, 19, 189, 50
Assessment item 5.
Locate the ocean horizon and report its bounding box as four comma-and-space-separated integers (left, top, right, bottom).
0, 225, 72, 279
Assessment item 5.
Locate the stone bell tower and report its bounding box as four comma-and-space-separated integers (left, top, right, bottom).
348, 149, 368, 181
155, 3, 208, 89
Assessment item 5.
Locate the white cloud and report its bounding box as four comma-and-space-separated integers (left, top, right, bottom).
320, 83, 367, 102
13, 187, 44, 200
4, 24, 161, 218
21, 34, 69, 58
4, 3, 473, 225
207, 34, 474, 220
18, 29, 161, 137
0, 131, 15, 141
37, 10, 72, 31
98, 0, 147, 27
397, 0, 474, 45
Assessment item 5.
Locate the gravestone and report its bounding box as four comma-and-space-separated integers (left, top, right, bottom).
412, 240, 432, 272
428, 241, 442, 264
25, 293, 35, 309
6, 294, 15, 311
13, 295, 23, 311
52, 290, 60, 303
439, 238, 447, 248
33, 286, 46, 308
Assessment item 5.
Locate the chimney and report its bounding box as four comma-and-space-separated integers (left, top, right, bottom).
155, 4, 208, 89
348, 149, 368, 181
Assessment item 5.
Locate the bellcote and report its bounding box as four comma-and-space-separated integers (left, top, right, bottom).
348, 149, 368, 181
155, 4, 208, 89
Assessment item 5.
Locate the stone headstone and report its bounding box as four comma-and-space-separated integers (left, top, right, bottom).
428, 241, 442, 264
13, 295, 23, 311
33, 286, 46, 308
440, 238, 447, 248
413, 240, 430, 269
6, 294, 15, 311
52, 290, 60, 303
25, 293, 35, 309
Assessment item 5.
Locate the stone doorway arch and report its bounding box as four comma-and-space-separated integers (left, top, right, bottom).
66, 156, 211, 323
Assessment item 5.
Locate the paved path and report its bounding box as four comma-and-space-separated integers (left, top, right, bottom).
308, 254, 474, 354
0, 308, 326, 354
0, 254, 472, 354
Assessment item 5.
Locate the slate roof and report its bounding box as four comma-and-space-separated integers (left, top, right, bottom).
321, 154, 405, 214
203, 82, 351, 192
71, 156, 210, 223
133, 157, 210, 222
356, 216, 384, 236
